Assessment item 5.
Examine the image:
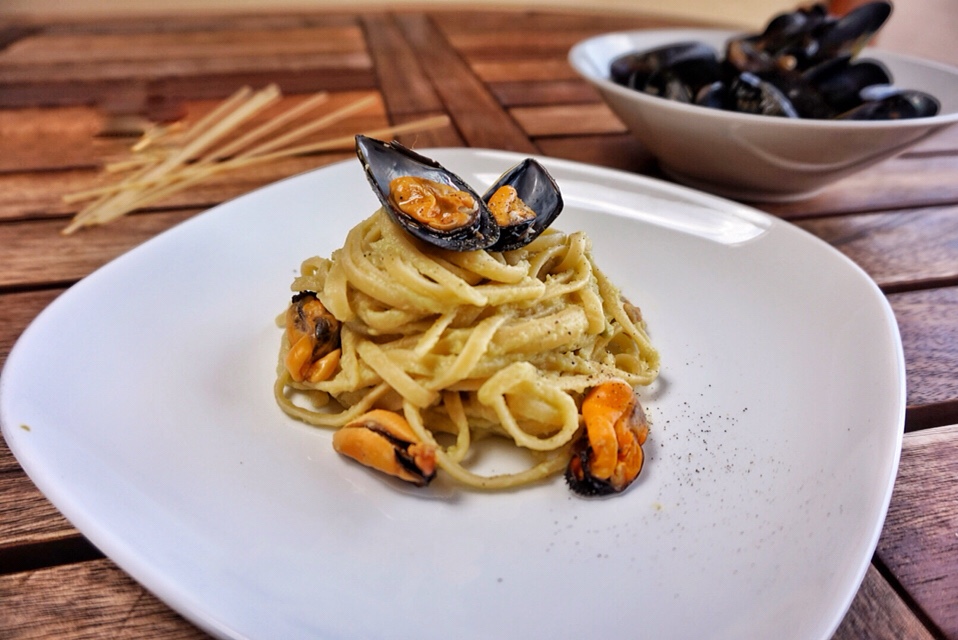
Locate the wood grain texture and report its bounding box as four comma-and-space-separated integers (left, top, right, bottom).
393, 13, 537, 153
0, 24, 378, 108
0, 106, 125, 173
890, 288, 958, 425
0, 559, 210, 639
361, 13, 444, 116
761, 155, 958, 219
0, 470, 77, 547
510, 103, 627, 137
536, 133, 656, 173
877, 424, 958, 638
830, 565, 936, 640
794, 205, 958, 291
0, 210, 198, 289
489, 79, 600, 107
1, 27, 366, 64
0, 289, 63, 371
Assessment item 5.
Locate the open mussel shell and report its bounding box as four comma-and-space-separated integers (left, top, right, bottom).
482, 158, 563, 252
355, 135, 500, 251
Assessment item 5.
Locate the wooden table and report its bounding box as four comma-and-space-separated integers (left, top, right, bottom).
1, 7, 956, 639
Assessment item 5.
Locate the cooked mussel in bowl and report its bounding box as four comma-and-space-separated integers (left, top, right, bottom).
609, 1, 939, 120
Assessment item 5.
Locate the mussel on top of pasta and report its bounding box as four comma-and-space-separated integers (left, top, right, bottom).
274, 135, 660, 497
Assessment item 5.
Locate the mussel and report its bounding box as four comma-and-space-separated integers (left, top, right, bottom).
355, 135, 564, 253
355, 135, 500, 251
483, 158, 563, 251
285, 291, 341, 383
611, 42, 721, 99
566, 380, 650, 497
838, 84, 940, 119
609, 1, 939, 121
332, 409, 437, 486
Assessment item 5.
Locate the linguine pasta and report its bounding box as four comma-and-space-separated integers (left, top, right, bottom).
274, 207, 659, 490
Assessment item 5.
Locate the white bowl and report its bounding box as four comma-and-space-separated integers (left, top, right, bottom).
569, 29, 958, 201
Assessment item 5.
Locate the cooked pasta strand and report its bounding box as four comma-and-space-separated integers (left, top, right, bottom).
274, 209, 659, 490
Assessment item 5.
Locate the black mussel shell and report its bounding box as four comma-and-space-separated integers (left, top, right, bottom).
729, 72, 799, 117
565, 437, 617, 497
838, 85, 940, 119
611, 42, 719, 91
644, 54, 722, 103
807, 57, 892, 116
758, 3, 829, 53
482, 158, 563, 252
811, 1, 891, 67
725, 35, 778, 75
608, 1, 941, 122
355, 135, 500, 252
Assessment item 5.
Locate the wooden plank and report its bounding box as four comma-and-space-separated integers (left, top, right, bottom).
0, 27, 366, 65
470, 58, 580, 83
762, 155, 958, 219
0, 289, 63, 372
394, 13, 536, 153
0, 558, 210, 639
360, 13, 444, 116
903, 121, 958, 156
429, 9, 699, 35
0, 154, 357, 224
0, 106, 128, 173
0, 25, 39, 51
0, 90, 383, 172
536, 134, 656, 174
890, 288, 958, 425
489, 80, 601, 108
830, 564, 936, 640
0, 90, 385, 220
0, 69, 378, 109
446, 28, 608, 58
793, 205, 958, 291
146, 68, 378, 103
510, 103, 627, 137
392, 112, 464, 149
0, 210, 198, 290
876, 423, 958, 638
0, 51, 372, 84
0, 289, 64, 480
0, 469, 77, 548
24, 12, 359, 35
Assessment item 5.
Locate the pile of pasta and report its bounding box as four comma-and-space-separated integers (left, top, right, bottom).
274, 208, 660, 490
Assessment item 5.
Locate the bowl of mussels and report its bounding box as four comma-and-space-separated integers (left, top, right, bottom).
568, 1, 958, 201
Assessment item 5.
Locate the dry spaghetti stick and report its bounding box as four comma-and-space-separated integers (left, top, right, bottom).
66, 90, 324, 203
175, 85, 254, 147
217, 115, 451, 169
101, 114, 452, 189
147, 84, 281, 179
238, 93, 378, 159
192, 91, 330, 167
68, 86, 281, 228
63, 84, 296, 204
62, 161, 160, 234
62, 113, 450, 232
153, 114, 452, 194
